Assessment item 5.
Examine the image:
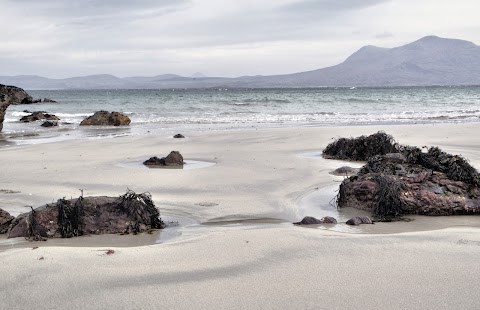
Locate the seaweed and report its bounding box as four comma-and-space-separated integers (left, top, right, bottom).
400, 146, 480, 187
117, 190, 165, 234
323, 131, 398, 161
57, 196, 84, 238
25, 207, 46, 241
371, 174, 405, 219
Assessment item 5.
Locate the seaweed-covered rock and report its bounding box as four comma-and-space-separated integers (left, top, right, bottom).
143, 151, 184, 167
20, 111, 60, 123
323, 132, 398, 161
337, 147, 480, 217
294, 216, 337, 225
7, 191, 165, 240
80, 111, 131, 126
0, 208, 14, 234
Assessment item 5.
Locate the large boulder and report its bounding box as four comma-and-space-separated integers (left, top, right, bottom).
80, 111, 131, 126
0, 84, 34, 132
0, 208, 14, 234
143, 151, 184, 167
336, 146, 480, 217
20, 111, 60, 122
0, 84, 33, 105
8, 191, 165, 240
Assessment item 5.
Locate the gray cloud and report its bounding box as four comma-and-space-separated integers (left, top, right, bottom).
279, 0, 390, 14
0, 0, 479, 77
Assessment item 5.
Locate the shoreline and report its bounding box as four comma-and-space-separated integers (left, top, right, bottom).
2, 122, 480, 309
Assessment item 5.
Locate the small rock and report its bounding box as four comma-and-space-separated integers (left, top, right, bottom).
41, 121, 58, 127
331, 166, 359, 176
143, 151, 184, 167
173, 134, 185, 138
294, 216, 337, 225
346, 216, 374, 226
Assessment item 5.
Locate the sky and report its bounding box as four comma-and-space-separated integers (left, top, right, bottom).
1, 0, 479, 78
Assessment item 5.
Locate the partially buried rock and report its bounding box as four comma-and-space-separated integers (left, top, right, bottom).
173, 134, 185, 138
143, 151, 184, 167
7, 190, 165, 240
331, 166, 360, 176
294, 216, 337, 225
0, 208, 14, 234
20, 111, 59, 123
346, 216, 374, 226
41, 121, 58, 127
80, 111, 131, 126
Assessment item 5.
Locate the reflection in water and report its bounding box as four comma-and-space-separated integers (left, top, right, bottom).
298, 184, 480, 234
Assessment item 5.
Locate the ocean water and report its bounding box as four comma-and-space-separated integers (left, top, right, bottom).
2, 86, 480, 145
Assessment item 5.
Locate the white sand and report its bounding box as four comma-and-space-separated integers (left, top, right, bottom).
1, 123, 480, 309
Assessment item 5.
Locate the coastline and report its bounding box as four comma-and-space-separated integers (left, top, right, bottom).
1, 122, 480, 309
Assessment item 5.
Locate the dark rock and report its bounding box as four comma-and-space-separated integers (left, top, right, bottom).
80, 111, 131, 126
43, 98, 57, 103
7, 191, 165, 239
143, 151, 184, 167
173, 134, 185, 138
41, 121, 58, 127
336, 145, 480, 217
294, 216, 337, 225
20, 111, 60, 123
0, 94, 10, 132
0, 208, 14, 234
331, 166, 359, 176
346, 216, 374, 226
31, 99, 42, 104
320, 216, 338, 224
0, 84, 33, 105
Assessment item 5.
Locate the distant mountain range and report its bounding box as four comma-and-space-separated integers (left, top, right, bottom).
1, 36, 479, 89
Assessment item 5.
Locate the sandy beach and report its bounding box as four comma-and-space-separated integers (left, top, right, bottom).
1, 122, 480, 309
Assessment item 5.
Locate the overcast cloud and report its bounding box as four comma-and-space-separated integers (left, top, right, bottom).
1, 0, 479, 77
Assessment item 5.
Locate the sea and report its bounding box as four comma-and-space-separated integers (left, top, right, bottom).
2, 86, 480, 145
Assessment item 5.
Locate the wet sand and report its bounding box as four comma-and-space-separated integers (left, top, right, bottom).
1, 122, 480, 309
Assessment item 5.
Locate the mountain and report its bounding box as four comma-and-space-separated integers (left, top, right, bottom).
1, 36, 479, 89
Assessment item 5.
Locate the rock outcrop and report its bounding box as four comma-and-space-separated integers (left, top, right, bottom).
0, 84, 33, 104
0, 208, 14, 234
20, 111, 60, 123
0, 84, 34, 132
8, 191, 165, 240
80, 111, 131, 126
143, 151, 184, 167
0, 95, 10, 132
